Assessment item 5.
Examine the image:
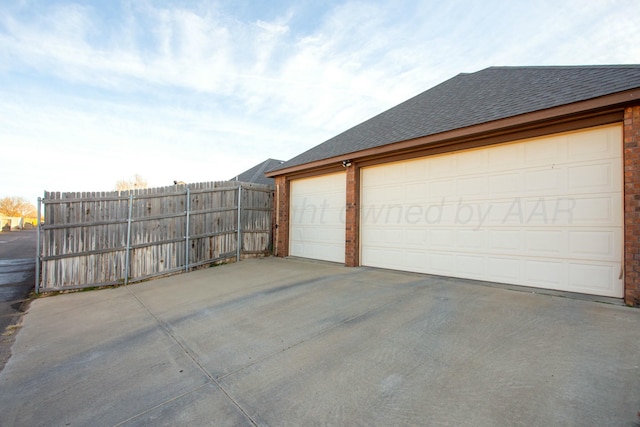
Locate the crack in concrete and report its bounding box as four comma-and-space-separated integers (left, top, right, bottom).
123, 286, 259, 427
217, 279, 430, 381
112, 384, 209, 427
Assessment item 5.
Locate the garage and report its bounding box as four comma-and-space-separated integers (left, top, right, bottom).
289, 172, 346, 263
360, 125, 623, 297
269, 66, 640, 305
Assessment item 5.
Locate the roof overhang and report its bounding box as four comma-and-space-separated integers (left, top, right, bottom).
266, 88, 640, 179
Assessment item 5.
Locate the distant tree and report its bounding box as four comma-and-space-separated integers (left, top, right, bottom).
0, 196, 36, 217
115, 174, 149, 191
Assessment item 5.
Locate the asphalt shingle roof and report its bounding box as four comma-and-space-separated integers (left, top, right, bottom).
269, 65, 640, 173
232, 158, 284, 186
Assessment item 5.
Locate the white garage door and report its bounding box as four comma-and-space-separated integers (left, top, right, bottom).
361, 124, 623, 297
290, 172, 346, 263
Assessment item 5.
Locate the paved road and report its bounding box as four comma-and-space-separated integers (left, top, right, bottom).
1, 257, 639, 426
0, 229, 37, 372
0, 229, 37, 260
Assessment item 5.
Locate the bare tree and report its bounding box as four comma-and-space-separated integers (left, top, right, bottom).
0, 196, 36, 217
115, 174, 149, 191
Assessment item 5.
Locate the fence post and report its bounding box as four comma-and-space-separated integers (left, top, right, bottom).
185, 187, 190, 272
236, 185, 242, 262
124, 193, 133, 285
35, 197, 42, 294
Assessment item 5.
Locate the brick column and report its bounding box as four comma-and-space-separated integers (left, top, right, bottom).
345, 163, 360, 267
624, 106, 640, 306
274, 175, 289, 258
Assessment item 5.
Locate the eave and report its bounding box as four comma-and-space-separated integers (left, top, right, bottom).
266, 88, 640, 179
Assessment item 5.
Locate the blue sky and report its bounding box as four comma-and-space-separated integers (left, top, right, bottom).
1, 0, 639, 204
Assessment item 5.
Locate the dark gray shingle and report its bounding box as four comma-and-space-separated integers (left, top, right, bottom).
232, 158, 284, 186
270, 65, 640, 172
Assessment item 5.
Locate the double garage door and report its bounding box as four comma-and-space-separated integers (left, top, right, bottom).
291, 125, 623, 297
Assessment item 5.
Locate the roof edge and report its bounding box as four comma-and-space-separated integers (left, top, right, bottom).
266, 87, 639, 177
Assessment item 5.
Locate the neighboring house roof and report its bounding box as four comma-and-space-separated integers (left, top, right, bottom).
232, 158, 284, 186
267, 65, 640, 175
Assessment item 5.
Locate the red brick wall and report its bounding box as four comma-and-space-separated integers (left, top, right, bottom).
345, 164, 360, 266
274, 175, 289, 257
624, 106, 640, 306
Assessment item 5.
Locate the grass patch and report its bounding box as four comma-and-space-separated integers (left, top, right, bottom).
2, 324, 21, 337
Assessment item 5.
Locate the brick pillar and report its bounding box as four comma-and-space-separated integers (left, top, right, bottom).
624, 106, 640, 306
274, 175, 289, 258
345, 163, 360, 267
271, 188, 276, 255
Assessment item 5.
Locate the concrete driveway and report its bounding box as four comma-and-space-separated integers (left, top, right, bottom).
1, 257, 639, 426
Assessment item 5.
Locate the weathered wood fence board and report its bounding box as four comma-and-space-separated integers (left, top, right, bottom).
37, 181, 273, 292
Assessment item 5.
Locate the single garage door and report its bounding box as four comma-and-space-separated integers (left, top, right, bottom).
290, 172, 346, 263
361, 124, 623, 297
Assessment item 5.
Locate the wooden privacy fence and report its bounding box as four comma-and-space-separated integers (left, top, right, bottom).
36, 181, 273, 292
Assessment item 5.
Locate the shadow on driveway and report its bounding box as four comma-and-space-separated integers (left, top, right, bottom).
0, 257, 639, 426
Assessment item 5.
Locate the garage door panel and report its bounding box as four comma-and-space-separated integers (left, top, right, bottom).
291, 239, 344, 264
430, 229, 455, 248
524, 260, 566, 287
378, 164, 405, 185
366, 185, 405, 204
524, 168, 561, 192
405, 160, 428, 180
406, 182, 428, 202
363, 247, 410, 270
568, 229, 618, 259
380, 228, 405, 245
404, 251, 427, 271
290, 228, 304, 240
456, 229, 486, 248
524, 135, 566, 165
361, 124, 623, 297
522, 199, 554, 224
487, 201, 523, 225
363, 247, 390, 265
290, 173, 345, 263
429, 253, 456, 275
567, 125, 620, 160
488, 172, 522, 195
525, 230, 564, 254
456, 255, 485, 276
567, 161, 618, 191
429, 155, 455, 178
456, 149, 488, 171
570, 196, 619, 224
569, 263, 618, 294
406, 230, 427, 246
429, 179, 455, 199
290, 242, 305, 255
360, 226, 384, 245
323, 191, 346, 205
312, 244, 343, 263
291, 209, 324, 225
303, 226, 343, 243
488, 143, 522, 168
488, 230, 522, 251
487, 257, 522, 282
441, 203, 469, 225
457, 176, 487, 196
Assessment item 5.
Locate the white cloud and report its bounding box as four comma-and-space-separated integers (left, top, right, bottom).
0, 0, 638, 200
256, 19, 289, 35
